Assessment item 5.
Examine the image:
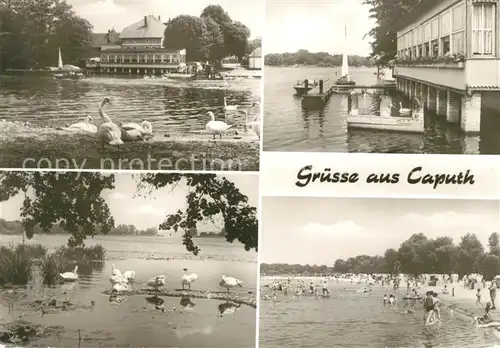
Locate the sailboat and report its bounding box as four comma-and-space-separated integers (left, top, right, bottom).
333, 25, 356, 94
52, 46, 84, 80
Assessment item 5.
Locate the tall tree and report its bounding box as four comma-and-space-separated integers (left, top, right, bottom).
163, 15, 205, 61
457, 233, 484, 275
0, 172, 257, 254
489, 232, 500, 256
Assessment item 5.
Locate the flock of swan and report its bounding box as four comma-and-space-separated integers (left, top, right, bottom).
58, 264, 244, 295
56, 96, 260, 147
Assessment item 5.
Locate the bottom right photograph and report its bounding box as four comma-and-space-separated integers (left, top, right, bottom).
259, 197, 500, 348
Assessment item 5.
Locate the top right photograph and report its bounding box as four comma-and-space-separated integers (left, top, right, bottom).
264, 0, 500, 155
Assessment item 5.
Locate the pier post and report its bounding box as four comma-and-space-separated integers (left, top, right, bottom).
436, 90, 441, 115
319, 80, 324, 94
461, 92, 481, 133
446, 91, 460, 123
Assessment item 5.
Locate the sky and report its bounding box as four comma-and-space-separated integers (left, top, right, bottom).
266, 0, 375, 56
68, 0, 263, 38
261, 197, 500, 265
0, 173, 258, 233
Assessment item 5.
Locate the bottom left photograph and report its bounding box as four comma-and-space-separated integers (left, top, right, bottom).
0, 171, 258, 348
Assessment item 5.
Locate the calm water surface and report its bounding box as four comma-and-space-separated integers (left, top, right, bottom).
0, 234, 256, 347
0, 75, 261, 136
264, 66, 500, 154
260, 278, 500, 348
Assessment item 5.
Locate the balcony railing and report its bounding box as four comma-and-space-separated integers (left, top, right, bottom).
100, 60, 180, 64
394, 53, 466, 69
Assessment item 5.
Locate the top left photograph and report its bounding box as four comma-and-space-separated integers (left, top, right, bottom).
0, 0, 262, 172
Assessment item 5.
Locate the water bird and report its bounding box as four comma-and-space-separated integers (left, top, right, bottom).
120, 120, 153, 141
59, 266, 78, 282
147, 275, 166, 292
223, 96, 239, 111
109, 274, 127, 285
242, 109, 261, 140
111, 264, 122, 276
112, 282, 129, 292
217, 301, 241, 317
399, 101, 412, 116
60, 115, 97, 133
181, 269, 198, 290
205, 111, 233, 140
97, 97, 123, 150
219, 275, 243, 293
122, 270, 136, 282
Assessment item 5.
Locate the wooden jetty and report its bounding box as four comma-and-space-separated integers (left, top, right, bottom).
301, 78, 396, 106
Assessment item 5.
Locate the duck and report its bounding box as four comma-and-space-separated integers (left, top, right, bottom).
120, 120, 153, 141
112, 282, 129, 292
399, 102, 412, 117
61, 115, 97, 133
205, 111, 233, 140
147, 275, 166, 292
181, 269, 198, 290
219, 275, 243, 293
59, 266, 78, 282
96, 97, 124, 150
122, 270, 136, 282
223, 96, 238, 111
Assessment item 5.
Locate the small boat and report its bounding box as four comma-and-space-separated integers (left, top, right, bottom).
347, 111, 424, 133
51, 47, 84, 80
164, 72, 195, 80
293, 79, 318, 94
332, 25, 355, 94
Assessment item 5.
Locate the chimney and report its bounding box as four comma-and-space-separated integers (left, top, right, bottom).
144, 16, 147, 26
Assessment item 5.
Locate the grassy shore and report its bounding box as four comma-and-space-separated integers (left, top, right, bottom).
0, 124, 259, 171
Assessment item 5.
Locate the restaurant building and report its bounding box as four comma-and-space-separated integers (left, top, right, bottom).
393, 0, 500, 133
98, 15, 186, 75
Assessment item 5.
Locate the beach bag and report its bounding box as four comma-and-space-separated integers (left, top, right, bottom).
424, 297, 434, 310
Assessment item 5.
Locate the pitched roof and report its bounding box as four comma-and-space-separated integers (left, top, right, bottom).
92, 29, 120, 48
250, 47, 261, 57
120, 15, 165, 39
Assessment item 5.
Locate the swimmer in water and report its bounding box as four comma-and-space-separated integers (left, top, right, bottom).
383, 294, 388, 304
477, 302, 494, 324
388, 294, 396, 305
406, 306, 415, 314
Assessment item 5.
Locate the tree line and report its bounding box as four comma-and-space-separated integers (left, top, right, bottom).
0, 0, 93, 71
261, 232, 500, 281
264, 50, 376, 67
0, 172, 257, 253
164, 5, 258, 64
0, 218, 159, 236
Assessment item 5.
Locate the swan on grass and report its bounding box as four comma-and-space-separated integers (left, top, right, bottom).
61, 115, 97, 133
120, 120, 153, 141
223, 96, 239, 111
59, 266, 78, 282
147, 275, 166, 292
181, 268, 198, 290
206, 111, 233, 140
219, 275, 243, 293
97, 97, 123, 150
399, 102, 412, 117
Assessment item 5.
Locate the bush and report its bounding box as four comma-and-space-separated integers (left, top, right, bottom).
53, 244, 106, 263
0, 245, 33, 286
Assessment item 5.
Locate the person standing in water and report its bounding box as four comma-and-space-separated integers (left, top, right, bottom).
322, 278, 330, 296
477, 288, 483, 307
431, 292, 442, 323
489, 281, 497, 310
423, 291, 435, 324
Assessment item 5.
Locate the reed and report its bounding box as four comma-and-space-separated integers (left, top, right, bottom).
0, 245, 41, 285
54, 244, 106, 263
39, 253, 73, 285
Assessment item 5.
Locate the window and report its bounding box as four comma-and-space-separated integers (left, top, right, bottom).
451, 4, 466, 54
424, 42, 430, 56
472, 3, 495, 55
418, 45, 423, 57
441, 36, 450, 55
431, 40, 439, 56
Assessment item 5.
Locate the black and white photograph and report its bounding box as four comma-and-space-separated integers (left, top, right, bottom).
0, 0, 262, 171
264, 0, 500, 154
260, 196, 500, 348
0, 171, 257, 347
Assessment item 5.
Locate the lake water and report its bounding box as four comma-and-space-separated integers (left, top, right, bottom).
260, 278, 500, 348
263, 66, 500, 154
0, 234, 257, 347
0, 75, 261, 136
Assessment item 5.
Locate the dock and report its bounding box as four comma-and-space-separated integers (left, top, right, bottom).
301, 78, 397, 106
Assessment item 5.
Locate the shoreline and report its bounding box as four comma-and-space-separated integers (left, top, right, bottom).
102, 288, 257, 308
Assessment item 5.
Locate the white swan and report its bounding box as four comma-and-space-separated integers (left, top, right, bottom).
219, 275, 243, 293
59, 266, 78, 282
242, 110, 261, 140
109, 274, 127, 285
223, 96, 238, 111
122, 270, 136, 282
399, 102, 412, 116
120, 120, 153, 141
206, 111, 233, 140
181, 269, 198, 290
62, 116, 97, 133
112, 282, 129, 292
111, 264, 122, 276
97, 97, 123, 150
147, 275, 166, 291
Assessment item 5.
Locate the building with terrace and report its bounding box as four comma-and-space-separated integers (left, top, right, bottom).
393, 0, 500, 133
98, 15, 186, 75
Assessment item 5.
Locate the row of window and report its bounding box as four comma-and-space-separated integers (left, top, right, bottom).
122, 39, 162, 44
397, 3, 495, 59
101, 54, 185, 64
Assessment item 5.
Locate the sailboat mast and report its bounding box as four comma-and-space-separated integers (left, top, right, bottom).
58, 46, 63, 70
341, 25, 349, 79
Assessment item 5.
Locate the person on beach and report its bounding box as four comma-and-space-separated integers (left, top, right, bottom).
423, 291, 435, 324
309, 281, 314, 294
431, 292, 442, 323
489, 281, 497, 310
477, 288, 483, 307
